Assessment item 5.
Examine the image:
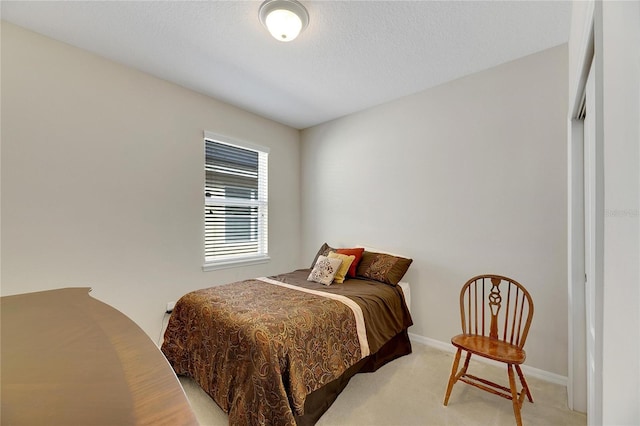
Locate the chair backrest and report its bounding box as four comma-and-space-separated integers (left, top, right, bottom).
459, 275, 534, 349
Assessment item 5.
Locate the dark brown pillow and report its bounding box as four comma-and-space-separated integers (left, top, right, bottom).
310, 242, 335, 268
356, 251, 412, 286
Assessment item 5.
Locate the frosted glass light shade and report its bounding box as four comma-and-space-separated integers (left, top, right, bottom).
265, 9, 302, 41
259, 0, 309, 42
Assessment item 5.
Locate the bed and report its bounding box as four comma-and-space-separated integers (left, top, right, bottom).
161, 245, 413, 425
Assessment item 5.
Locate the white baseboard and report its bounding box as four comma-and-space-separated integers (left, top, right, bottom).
408, 332, 568, 387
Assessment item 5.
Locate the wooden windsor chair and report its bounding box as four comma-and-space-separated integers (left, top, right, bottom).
443, 274, 534, 426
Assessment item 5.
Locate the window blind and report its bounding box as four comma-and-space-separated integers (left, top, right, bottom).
204, 138, 268, 262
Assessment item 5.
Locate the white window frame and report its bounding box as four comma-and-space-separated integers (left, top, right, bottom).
202, 131, 270, 271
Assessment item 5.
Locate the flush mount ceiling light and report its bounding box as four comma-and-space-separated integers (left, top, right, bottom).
259, 0, 309, 42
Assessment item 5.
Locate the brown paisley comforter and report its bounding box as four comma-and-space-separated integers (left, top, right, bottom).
161, 269, 412, 425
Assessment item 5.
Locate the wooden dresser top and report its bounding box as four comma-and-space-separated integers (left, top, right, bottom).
1, 287, 198, 425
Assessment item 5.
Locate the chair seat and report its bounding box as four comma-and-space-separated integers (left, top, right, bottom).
451, 334, 526, 364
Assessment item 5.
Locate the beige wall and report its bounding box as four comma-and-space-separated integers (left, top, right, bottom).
301, 45, 569, 376
0, 22, 302, 341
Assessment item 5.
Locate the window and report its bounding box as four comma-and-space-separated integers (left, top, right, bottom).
203, 132, 269, 270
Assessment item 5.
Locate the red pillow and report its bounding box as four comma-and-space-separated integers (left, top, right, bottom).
336, 248, 365, 278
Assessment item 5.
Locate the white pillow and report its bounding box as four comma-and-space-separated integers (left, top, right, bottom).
308, 255, 343, 286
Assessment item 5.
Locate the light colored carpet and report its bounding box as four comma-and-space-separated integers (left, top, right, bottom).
179, 342, 586, 425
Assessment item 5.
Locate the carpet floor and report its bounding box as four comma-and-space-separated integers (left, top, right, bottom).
179, 342, 586, 425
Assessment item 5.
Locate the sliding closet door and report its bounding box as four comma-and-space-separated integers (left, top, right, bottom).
583, 60, 602, 426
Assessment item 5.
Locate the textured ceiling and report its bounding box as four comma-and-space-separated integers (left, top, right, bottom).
1, 1, 571, 129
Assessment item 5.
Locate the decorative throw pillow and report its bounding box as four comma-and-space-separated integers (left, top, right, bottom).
356, 251, 413, 286
336, 247, 365, 278
310, 242, 336, 268
308, 255, 343, 286
327, 252, 356, 284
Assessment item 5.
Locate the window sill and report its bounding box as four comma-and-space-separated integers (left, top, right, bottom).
202, 255, 270, 272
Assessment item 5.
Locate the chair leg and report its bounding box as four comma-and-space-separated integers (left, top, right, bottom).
507, 364, 523, 426
515, 364, 533, 403
443, 348, 462, 405
461, 350, 472, 375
